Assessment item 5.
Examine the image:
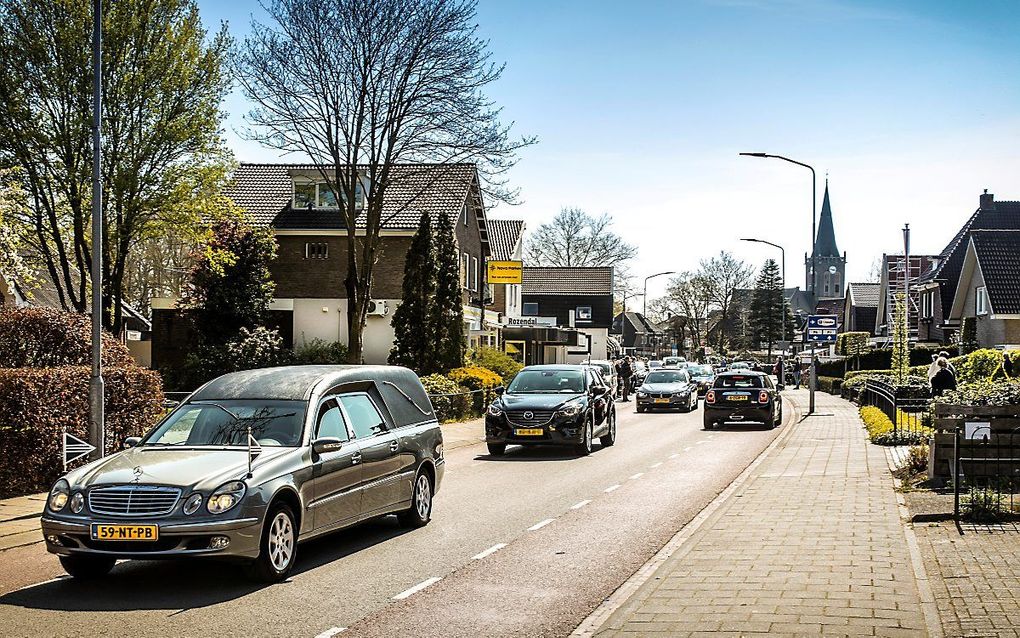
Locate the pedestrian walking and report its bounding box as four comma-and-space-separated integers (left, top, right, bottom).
772, 356, 784, 383
927, 350, 957, 381
930, 357, 957, 397
1003, 352, 1014, 379
616, 357, 633, 402
794, 361, 803, 389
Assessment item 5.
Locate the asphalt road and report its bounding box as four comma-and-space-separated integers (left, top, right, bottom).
0, 398, 787, 638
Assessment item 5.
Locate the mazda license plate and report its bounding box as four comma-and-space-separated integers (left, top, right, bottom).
514, 428, 543, 436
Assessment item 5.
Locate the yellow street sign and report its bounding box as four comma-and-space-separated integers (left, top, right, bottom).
487, 260, 523, 284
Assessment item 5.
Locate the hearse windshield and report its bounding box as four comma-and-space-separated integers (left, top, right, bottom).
144, 400, 306, 447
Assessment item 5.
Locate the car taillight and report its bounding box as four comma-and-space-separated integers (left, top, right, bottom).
706, 390, 716, 404
758, 390, 769, 403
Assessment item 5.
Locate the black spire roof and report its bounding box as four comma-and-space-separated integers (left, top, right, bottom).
813, 181, 839, 258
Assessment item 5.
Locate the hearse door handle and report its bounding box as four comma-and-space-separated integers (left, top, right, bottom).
351, 452, 362, 465
389, 440, 399, 452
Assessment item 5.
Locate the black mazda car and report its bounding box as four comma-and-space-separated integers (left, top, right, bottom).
703, 370, 782, 429
484, 365, 616, 456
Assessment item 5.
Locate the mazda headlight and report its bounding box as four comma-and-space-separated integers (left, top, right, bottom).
487, 403, 503, 417
48, 479, 70, 512
556, 402, 583, 417
207, 481, 246, 514
636, 391, 647, 398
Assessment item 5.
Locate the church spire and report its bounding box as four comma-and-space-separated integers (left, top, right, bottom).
813, 179, 839, 258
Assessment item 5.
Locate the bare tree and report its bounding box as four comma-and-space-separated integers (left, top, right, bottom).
525, 207, 637, 268
699, 251, 753, 353
235, 0, 533, 362
657, 271, 713, 353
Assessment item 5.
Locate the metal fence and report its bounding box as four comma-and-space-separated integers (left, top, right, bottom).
860, 379, 932, 444
952, 425, 1020, 522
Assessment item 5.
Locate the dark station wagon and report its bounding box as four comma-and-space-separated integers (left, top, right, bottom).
703, 370, 783, 429
41, 366, 444, 582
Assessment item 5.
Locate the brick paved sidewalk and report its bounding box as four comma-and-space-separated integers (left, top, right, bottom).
0, 492, 46, 552
586, 389, 938, 637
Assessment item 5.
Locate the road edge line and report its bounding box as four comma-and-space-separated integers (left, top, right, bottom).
571, 395, 802, 637
884, 448, 945, 638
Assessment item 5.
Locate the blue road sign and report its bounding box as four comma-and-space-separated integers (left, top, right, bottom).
806, 314, 839, 343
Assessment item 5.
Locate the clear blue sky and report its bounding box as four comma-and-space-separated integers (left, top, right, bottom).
198, 0, 1020, 296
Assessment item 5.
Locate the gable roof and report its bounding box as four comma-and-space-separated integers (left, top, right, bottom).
967, 230, 1020, 315
521, 267, 613, 296
613, 312, 659, 335
847, 282, 880, 308
921, 197, 1020, 313
224, 162, 479, 230
487, 219, 524, 261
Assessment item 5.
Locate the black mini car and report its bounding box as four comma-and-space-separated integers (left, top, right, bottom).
485, 365, 616, 456
703, 370, 782, 429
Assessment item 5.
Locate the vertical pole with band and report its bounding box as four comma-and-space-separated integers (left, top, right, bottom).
89, 0, 105, 461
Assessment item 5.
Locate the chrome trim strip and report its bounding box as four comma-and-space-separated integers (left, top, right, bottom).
40, 517, 89, 531
160, 517, 259, 532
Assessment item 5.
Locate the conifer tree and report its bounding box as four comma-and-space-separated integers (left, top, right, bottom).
389, 212, 437, 372
432, 212, 466, 371
748, 259, 792, 359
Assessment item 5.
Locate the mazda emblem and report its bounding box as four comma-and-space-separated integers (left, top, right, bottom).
523, 411, 534, 420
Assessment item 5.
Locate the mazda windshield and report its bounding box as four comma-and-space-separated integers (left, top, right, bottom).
507, 369, 586, 394
142, 400, 306, 447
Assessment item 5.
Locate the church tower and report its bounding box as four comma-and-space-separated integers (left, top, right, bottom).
805, 180, 846, 299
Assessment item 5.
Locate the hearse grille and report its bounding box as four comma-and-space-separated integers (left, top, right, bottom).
506, 410, 555, 425
88, 485, 182, 517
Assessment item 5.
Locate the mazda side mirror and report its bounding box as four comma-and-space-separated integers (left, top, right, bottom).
494, 386, 505, 396
312, 437, 345, 455
123, 436, 142, 449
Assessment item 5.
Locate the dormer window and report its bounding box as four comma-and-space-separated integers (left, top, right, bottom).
294, 182, 315, 208
292, 179, 364, 209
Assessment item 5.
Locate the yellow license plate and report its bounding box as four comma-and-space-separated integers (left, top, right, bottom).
514, 428, 543, 436
728, 395, 749, 401
90, 524, 159, 541
654, 398, 671, 404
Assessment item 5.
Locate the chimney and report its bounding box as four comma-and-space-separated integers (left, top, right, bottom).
980, 189, 995, 210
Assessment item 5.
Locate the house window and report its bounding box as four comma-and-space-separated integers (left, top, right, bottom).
305, 242, 329, 260
461, 253, 469, 289
976, 286, 989, 316
921, 291, 933, 319
462, 204, 468, 226
523, 302, 539, 316
471, 257, 479, 292
317, 183, 338, 208
576, 306, 592, 321
294, 182, 315, 208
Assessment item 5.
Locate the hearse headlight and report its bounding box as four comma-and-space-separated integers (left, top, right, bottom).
48, 480, 70, 512
207, 481, 246, 514
69, 492, 85, 514
487, 403, 503, 417
183, 493, 204, 516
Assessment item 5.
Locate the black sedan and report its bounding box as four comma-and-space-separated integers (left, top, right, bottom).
687, 364, 716, 396
635, 369, 699, 413
703, 370, 782, 429
485, 365, 616, 456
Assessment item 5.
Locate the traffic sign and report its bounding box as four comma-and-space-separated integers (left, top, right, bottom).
63, 431, 96, 468
806, 314, 839, 343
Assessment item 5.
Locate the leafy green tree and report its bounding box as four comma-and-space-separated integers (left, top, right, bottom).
0, 0, 232, 333
390, 212, 438, 372
432, 212, 465, 372
0, 168, 34, 297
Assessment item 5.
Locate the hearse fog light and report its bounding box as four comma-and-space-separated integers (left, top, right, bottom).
48, 480, 69, 512
69, 492, 85, 514
209, 536, 230, 550
183, 493, 204, 516
207, 481, 246, 514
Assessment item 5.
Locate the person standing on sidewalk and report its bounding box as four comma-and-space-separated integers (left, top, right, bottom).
930, 357, 957, 397
772, 356, 785, 385
617, 357, 633, 402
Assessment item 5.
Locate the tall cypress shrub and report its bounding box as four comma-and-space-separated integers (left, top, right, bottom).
390, 212, 437, 372
432, 211, 465, 371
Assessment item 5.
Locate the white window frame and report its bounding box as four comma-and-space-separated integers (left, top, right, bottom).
471, 256, 479, 292
461, 253, 469, 289
976, 286, 989, 316
304, 242, 328, 260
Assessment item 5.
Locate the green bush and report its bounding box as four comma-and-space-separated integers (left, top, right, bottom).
177, 326, 287, 389
469, 347, 523, 386
292, 338, 350, 365
0, 366, 165, 498
419, 373, 469, 423
448, 365, 503, 414
817, 376, 843, 395
859, 405, 931, 446
937, 380, 1020, 407
0, 306, 134, 368
957, 348, 1004, 382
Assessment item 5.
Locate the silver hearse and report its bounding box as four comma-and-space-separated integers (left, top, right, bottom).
41, 365, 444, 582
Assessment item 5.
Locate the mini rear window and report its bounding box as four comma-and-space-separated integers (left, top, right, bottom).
714, 375, 762, 389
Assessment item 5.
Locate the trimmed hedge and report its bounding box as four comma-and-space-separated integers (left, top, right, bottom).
469, 347, 523, 386
0, 306, 134, 368
859, 405, 931, 446
419, 373, 470, 423
817, 376, 842, 395
448, 366, 503, 414
0, 366, 165, 498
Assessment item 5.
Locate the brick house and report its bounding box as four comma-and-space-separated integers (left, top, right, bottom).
915, 191, 1020, 345
948, 230, 1020, 349
842, 282, 879, 335
152, 162, 496, 368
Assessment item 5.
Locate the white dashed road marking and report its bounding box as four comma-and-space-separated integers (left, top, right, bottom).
669, 453, 679, 459
314, 627, 346, 638
528, 518, 555, 531
650, 462, 662, 468
629, 473, 643, 480
684, 446, 693, 451
393, 577, 442, 600
604, 484, 621, 493
570, 499, 591, 510
472, 543, 507, 560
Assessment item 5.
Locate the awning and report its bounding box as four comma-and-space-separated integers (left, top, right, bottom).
502, 326, 577, 345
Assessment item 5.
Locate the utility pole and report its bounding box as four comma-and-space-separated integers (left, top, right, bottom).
89, 0, 105, 461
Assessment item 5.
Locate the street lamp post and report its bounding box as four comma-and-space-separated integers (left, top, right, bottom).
741, 238, 786, 352
740, 152, 817, 414
620, 291, 643, 314
90, 0, 105, 461
643, 271, 675, 318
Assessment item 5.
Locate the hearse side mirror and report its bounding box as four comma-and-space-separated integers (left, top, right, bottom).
494, 386, 505, 396
312, 437, 345, 455
123, 436, 142, 449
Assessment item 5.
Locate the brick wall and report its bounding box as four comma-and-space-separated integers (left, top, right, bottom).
272, 235, 413, 299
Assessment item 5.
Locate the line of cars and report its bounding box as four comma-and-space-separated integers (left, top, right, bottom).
40, 359, 781, 584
